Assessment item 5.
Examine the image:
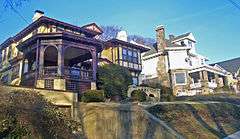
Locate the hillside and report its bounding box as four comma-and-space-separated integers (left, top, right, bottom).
76, 103, 183, 139
146, 102, 240, 139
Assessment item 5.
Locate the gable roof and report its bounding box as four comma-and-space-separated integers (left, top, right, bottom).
106, 38, 150, 52
142, 39, 186, 57
212, 57, 240, 75
171, 32, 196, 43
0, 16, 102, 50
81, 23, 103, 34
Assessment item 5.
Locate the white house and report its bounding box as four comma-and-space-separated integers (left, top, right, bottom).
141, 25, 228, 96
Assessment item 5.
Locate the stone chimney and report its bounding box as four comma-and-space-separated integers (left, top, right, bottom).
155, 25, 171, 88
155, 25, 167, 52
32, 10, 44, 22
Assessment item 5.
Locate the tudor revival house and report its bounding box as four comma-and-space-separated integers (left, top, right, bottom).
141, 25, 229, 96
100, 31, 149, 85
0, 11, 148, 93
0, 11, 103, 93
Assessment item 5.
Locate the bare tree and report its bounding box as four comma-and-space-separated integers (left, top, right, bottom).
1, 0, 29, 23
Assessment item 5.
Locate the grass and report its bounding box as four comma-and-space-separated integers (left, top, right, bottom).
176, 93, 240, 105
146, 102, 240, 139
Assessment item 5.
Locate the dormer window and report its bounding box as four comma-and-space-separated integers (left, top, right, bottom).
188, 41, 193, 47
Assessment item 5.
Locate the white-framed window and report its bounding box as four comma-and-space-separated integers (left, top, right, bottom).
174, 72, 187, 85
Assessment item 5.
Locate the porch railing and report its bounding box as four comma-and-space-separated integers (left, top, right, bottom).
64, 67, 93, 80
190, 82, 218, 89
40, 66, 93, 81
43, 66, 58, 76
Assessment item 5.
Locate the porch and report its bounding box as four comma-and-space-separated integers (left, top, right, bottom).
189, 66, 228, 91
19, 33, 101, 93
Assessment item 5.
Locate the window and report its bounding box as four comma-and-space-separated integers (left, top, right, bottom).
181, 41, 185, 46
133, 51, 138, 63
127, 50, 133, 61
122, 48, 127, 60
188, 41, 193, 47
189, 60, 192, 66
122, 48, 138, 63
201, 59, 204, 65
175, 72, 186, 85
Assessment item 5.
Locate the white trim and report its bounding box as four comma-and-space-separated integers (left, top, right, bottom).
142, 52, 162, 60
165, 46, 191, 51
189, 65, 227, 76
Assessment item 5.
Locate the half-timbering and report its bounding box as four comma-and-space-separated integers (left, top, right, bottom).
0, 11, 103, 93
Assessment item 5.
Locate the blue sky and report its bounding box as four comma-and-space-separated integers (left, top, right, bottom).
0, 0, 239, 63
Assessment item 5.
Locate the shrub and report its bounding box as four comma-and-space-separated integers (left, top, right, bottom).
160, 86, 175, 102
131, 90, 147, 102
215, 85, 235, 92
0, 89, 83, 139
97, 64, 132, 100
81, 90, 105, 103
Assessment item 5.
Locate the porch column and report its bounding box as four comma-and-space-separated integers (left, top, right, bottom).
214, 73, 220, 88
200, 70, 210, 94
91, 49, 97, 90
38, 45, 44, 76
57, 45, 64, 76
91, 50, 97, 81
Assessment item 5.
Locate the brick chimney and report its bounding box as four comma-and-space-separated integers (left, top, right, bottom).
156, 25, 167, 52
32, 10, 44, 22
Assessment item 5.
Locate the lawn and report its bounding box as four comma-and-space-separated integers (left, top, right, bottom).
147, 102, 240, 139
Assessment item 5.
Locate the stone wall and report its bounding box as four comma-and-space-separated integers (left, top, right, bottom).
0, 85, 77, 116
76, 103, 183, 139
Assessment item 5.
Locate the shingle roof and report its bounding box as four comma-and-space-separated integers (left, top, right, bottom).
172, 32, 191, 41
142, 44, 157, 57
142, 39, 184, 57
213, 57, 240, 74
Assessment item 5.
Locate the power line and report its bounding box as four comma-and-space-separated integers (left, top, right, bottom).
5, 0, 29, 24
227, 0, 240, 11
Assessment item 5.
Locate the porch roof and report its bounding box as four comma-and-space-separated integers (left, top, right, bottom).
189, 65, 228, 76
16, 32, 103, 52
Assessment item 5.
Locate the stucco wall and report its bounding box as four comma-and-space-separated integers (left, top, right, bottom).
142, 57, 158, 78
168, 50, 190, 70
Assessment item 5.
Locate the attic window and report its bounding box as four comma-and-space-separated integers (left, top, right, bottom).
181, 41, 186, 46
188, 41, 193, 47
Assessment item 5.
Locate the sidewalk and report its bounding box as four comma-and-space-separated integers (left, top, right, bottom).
224, 131, 240, 139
